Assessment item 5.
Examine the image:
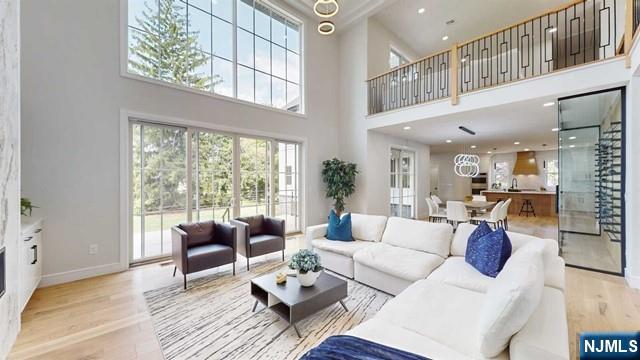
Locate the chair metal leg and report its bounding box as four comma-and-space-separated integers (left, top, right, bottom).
233, 262, 236, 275
173, 266, 177, 277
282, 249, 285, 262
183, 274, 187, 290
246, 258, 250, 271
252, 300, 258, 312
339, 300, 348, 312
292, 324, 302, 338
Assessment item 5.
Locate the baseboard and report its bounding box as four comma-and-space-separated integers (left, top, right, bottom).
625, 269, 640, 289
39, 262, 127, 288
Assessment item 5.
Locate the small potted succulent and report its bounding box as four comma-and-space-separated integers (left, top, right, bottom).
289, 249, 323, 287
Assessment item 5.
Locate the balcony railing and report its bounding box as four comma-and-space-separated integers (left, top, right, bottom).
368, 0, 636, 115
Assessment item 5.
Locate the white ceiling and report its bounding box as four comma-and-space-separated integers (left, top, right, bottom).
374, 0, 574, 56
375, 97, 560, 154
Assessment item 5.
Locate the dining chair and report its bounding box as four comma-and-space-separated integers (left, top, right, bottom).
446, 201, 470, 229
431, 194, 444, 206
472, 195, 487, 202
499, 198, 512, 230
471, 201, 504, 229
426, 198, 447, 223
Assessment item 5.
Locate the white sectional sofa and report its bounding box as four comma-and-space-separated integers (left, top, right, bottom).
306, 215, 569, 360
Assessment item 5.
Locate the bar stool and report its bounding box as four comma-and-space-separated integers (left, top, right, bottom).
519, 199, 536, 217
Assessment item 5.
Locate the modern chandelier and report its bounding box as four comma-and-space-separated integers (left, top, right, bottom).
315, 0, 339, 35
454, 145, 480, 178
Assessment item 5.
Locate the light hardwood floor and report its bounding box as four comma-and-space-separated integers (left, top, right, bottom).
9, 224, 640, 360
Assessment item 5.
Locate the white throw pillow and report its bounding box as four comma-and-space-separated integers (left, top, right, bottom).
477, 242, 545, 357
381, 217, 453, 258
350, 213, 388, 242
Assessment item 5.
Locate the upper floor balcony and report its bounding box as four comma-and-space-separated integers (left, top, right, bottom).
367, 0, 640, 115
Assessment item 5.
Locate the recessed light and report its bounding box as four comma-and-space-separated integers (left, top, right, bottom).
524, 148, 530, 151
514, 141, 520, 145
418, 8, 425, 14
552, 127, 561, 132
543, 102, 555, 107
548, 27, 557, 33
403, 126, 411, 130
569, 145, 576, 148
487, 151, 492, 154
442, 35, 449, 41
470, 145, 477, 149
569, 136, 576, 140
461, 58, 467, 62
446, 139, 452, 143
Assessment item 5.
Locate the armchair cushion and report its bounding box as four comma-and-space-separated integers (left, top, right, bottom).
179, 221, 215, 248
187, 243, 234, 273
250, 234, 284, 255
236, 215, 265, 236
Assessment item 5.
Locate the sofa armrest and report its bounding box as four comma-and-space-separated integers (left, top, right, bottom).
215, 222, 237, 259
264, 216, 286, 238
171, 226, 188, 273
305, 223, 328, 249
230, 219, 249, 257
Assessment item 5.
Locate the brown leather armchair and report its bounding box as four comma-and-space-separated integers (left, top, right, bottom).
230, 215, 285, 270
172, 220, 237, 289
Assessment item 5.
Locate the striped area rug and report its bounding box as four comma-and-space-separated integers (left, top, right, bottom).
143, 259, 391, 360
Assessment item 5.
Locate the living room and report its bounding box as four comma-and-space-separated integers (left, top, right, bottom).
1, 0, 640, 359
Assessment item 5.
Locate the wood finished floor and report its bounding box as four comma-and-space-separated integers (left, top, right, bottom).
9, 219, 640, 360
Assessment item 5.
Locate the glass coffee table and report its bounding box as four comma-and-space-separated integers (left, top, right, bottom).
250, 271, 348, 337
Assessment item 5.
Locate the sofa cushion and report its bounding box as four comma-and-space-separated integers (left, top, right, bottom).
373, 279, 495, 358
353, 243, 444, 281
311, 238, 374, 258
381, 217, 453, 258
428, 257, 494, 293
236, 215, 264, 236
350, 213, 388, 242
250, 234, 283, 255
465, 227, 512, 278
478, 242, 545, 358
327, 210, 353, 241
179, 221, 215, 248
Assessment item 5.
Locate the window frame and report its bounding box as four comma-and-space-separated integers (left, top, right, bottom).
545, 159, 559, 187
389, 47, 409, 69
120, 0, 305, 116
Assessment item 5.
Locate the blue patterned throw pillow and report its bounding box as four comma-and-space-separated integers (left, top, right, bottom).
465, 222, 512, 277
326, 210, 353, 241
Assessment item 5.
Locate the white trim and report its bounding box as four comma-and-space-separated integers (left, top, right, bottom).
119, 111, 130, 270
626, 267, 640, 289
119, 0, 307, 118
39, 263, 127, 288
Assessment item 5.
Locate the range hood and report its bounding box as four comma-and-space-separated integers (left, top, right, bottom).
512, 151, 539, 175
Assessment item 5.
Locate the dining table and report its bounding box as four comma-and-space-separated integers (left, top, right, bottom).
462, 200, 497, 217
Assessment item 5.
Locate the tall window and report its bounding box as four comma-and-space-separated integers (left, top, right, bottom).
389, 48, 408, 69
546, 160, 559, 187
493, 161, 510, 188
390, 148, 415, 218
127, 0, 302, 113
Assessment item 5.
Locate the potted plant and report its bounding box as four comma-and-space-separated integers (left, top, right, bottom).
321, 158, 358, 216
289, 249, 323, 287
21, 198, 38, 217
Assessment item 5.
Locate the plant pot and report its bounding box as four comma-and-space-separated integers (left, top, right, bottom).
297, 269, 322, 287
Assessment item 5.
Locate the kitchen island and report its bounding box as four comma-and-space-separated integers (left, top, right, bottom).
481, 190, 557, 216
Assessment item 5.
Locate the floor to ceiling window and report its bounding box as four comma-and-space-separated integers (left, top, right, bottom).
130, 121, 302, 263
126, 0, 302, 113
390, 148, 416, 218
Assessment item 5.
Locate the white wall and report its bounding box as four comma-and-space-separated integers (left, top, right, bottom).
366, 130, 430, 219
0, 0, 21, 356
20, 0, 339, 284
367, 17, 420, 79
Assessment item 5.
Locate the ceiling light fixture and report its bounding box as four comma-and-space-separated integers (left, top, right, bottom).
524, 148, 530, 151
317, 21, 335, 35
470, 145, 477, 149
454, 145, 480, 177
487, 151, 492, 154
569, 145, 576, 148
418, 7, 425, 14
461, 58, 467, 62
403, 126, 411, 130
314, 0, 339, 18
552, 127, 561, 132
446, 139, 452, 143
442, 35, 449, 41
514, 141, 520, 145
543, 102, 555, 107
548, 27, 558, 33
569, 136, 576, 140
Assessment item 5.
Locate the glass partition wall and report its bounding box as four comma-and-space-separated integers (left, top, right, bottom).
557, 88, 625, 274
131, 121, 301, 263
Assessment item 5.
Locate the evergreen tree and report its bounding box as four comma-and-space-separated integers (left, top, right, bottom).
129, 0, 221, 91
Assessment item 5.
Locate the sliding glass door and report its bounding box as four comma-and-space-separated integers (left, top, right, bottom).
130, 121, 302, 263
132, 123, 188, 261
